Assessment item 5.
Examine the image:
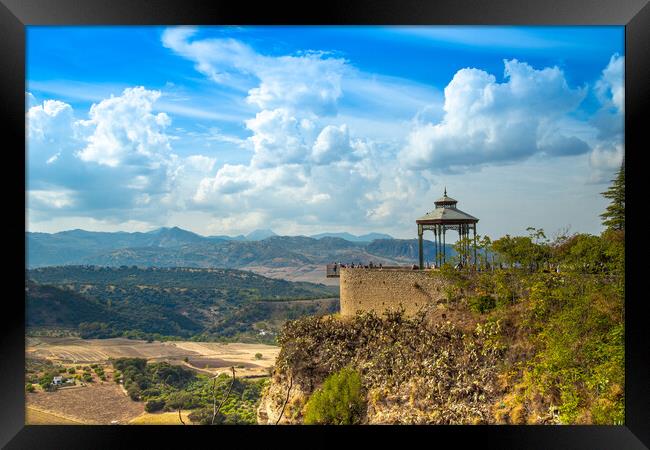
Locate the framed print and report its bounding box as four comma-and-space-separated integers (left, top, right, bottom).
1, 0, 648, 448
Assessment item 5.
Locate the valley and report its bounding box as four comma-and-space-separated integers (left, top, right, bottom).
25, 337, 280, 425
26, 266, 339, 343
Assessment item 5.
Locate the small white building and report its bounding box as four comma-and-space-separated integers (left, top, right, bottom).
52, 376, 63, 386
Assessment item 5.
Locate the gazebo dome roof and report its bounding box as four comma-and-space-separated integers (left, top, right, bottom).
417, 189, 479, 224
434, 187, 457, 206
435, 194, 457, 204
417, 207, 478, 223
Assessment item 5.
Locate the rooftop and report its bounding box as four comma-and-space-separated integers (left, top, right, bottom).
417, 189, 479, 224
417, 207, 478, 223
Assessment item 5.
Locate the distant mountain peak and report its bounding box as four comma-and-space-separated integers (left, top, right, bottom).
245, 229, 278, 241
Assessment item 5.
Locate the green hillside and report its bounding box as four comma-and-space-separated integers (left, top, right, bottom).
26, 266, 339, 343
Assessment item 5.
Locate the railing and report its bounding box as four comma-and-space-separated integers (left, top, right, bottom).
326, 264, 340, 277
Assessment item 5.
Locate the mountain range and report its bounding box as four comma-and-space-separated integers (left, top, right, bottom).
26, 227, 455, 274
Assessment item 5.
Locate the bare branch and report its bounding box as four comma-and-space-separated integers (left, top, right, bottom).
211, 375, 217, 425
212, 366, 236, 425
275, 372, 293, 425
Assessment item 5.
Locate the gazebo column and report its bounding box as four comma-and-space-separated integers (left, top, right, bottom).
432, 226, 437, 268
442, 226, 446, 264
436, 226, 441, 267
433, 226, 437, 267
418, 224, 424, 270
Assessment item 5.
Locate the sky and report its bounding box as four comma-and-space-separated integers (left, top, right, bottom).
26, 26, 624, 240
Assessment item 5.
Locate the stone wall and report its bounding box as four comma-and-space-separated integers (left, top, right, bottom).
339, 268, 452, 317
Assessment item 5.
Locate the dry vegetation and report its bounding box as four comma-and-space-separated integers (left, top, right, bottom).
128, 411, 193, 425
260, 309, 505, 424
26, 407, 84, 425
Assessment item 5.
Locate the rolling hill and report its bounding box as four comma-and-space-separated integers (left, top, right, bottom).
26, 266, 339, 342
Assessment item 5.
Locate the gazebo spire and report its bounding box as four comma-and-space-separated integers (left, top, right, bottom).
444, 186, 447, 196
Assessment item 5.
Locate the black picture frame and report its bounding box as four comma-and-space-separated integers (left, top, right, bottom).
1, 0, 648, 448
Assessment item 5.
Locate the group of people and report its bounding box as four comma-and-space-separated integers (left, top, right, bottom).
330, 261, 383, 272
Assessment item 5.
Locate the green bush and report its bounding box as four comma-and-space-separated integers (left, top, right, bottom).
67, 367, 76, 374
127, 386, 141, 401
304, 367, 365, 425
25, 383, 35, 393
469, 295, 496, 314
145, 399, 166, 412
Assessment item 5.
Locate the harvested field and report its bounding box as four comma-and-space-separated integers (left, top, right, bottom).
26, 337, 280, 377
26, 406, 84, 425
187, 358, 257, 369
129, 411, 193, 425
25, 381, 144, 425
26, 337, 194, 363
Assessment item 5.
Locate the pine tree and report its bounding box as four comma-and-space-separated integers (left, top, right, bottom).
600, 160, 625, 231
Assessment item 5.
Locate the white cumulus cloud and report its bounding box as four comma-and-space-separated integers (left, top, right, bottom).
400, 59, 590, 172
29, 189, 76, 209
76, 87, 172, 168
162, 27, 347, 116
595, 53, 624, 114
588, 54, 624, 182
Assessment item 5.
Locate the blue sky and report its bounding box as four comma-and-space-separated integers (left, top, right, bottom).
26, 26, 624, 240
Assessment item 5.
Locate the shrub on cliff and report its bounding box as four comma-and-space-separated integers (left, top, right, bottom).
469, 295, 496, 314
304, 368, 365, 425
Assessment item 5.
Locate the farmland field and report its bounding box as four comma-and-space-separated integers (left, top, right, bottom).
26, 337, 279, 377
26, 406, 84, 425
129, 411, 193, 425
25, 381, 144, 424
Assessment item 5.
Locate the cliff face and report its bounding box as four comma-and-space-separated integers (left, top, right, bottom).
258, 308, 505, 425
257, 373, 309, 425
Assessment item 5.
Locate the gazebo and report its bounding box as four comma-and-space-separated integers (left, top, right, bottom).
416, 189, 479, 269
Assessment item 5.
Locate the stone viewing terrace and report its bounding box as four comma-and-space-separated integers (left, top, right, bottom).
325, 189, 479, 317
338, 267, 451, 317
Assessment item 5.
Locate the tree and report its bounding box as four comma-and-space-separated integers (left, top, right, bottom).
166, 391, 196, 424
600, 161, 625, 231
478, 235, 493, 269
145, 399, 165, 412
452, 234, 474, 267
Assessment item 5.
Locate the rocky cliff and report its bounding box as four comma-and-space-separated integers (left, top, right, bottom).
257, 307, 506, 424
